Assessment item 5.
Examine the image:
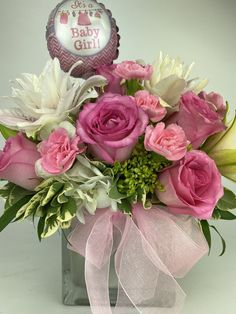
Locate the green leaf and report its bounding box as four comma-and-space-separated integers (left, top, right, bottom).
118, 198, 132, 214
109, 183, 127, 200
218, 209, 236, 220
150, 152, 168, 163
37, 216, 46, 242
0, 124, 18, 140
200, 220, 211, 253
5, 184, 34, 208
125, 79, 143, 96
59, 197, 77, 222
0, 195, 32, 232
0, 183, 15, 199
212, 208, 221, 220
217, 188, 236, 211
42, 214, 60, 238
210, 225, 226, 256
41, 182, 64, 206
21, 196, 41, 219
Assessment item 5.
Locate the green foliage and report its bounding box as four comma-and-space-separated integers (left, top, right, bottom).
0, 124, 18, 140
0, 195, 32, 232
15, 178, 78, 240
200, 220, 211, 253
125, 79, 143, 96
111, 141, 170, 213
0, 179, 78, 240
0, 183, 34, 209
118, 198, 132, 214
212, 188, 236, 221
213, 209, 236, 220
200, 220, 226, 256
217, 188, 236, 211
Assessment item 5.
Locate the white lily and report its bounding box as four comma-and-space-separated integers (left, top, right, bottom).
203, 113, 236, 182
145, 52, 208, 108
0, 58, 107, 137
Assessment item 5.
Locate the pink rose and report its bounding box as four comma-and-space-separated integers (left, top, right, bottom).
38, 128, 85, 174
199, 91, 226, 120
0, 133, 41, 190
76, 93, 149, 164
168, 91, 225, 148
135, 90, 167, 122
144, 123, 189, 161
114, 61, 153, 80
96, 64, 124, 95
156, 150, 224, 219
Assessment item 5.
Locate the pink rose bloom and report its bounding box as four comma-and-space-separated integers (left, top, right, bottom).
0, 133, 41, 190
135, 90, 167, 122
96, 64, 124, 95
38, 128, 85, 174
114, 61, 153, 80
199, 91, 226, 120
156, 150, 224, 219
168, 91, 225, 148
76, 93, 149, 164
144, 123, 189, 161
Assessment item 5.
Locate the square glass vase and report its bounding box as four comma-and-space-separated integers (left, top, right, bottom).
62, 232, 177, 310
62, 231, 118, 306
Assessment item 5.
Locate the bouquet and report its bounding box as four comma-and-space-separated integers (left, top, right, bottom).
0, 53, 236, 313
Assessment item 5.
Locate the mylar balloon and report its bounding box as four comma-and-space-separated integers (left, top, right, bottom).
46, 0, 120, 77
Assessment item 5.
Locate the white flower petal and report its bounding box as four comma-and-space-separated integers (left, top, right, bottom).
1, 58, 105, 136
145, 52, 208, 107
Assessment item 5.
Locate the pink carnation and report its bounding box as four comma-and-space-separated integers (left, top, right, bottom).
38, 128, 85, 174
144, 123, 189, 161
114, 61, 153, 80
135, 90, 167, 122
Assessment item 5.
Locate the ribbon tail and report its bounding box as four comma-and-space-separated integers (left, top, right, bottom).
113, 217, 185, 314
69, 210, 114, 314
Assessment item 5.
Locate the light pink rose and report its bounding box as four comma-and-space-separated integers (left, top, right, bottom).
0, 133, 41, 190
199, 91, 226, 120
114, 61, 153, 80
96, 64, 124, 95
76, 93, 149, 164
168, 91, 225, 148
144, 123, 189, 161
156, 150, 224, 219
135, 90, 167, 122
38, 128, 85, 174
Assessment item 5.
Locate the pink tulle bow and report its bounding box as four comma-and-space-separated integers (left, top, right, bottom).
68, 204, 208, 314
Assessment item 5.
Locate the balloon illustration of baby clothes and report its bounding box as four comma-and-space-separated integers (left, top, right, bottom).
78, 12, 91, 25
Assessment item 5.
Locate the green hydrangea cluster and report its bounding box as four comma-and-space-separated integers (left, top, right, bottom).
113, 142, 171, 198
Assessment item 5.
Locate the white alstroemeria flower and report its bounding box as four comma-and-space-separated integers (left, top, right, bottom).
145, 52, 208, 108
0, 58, 107, 137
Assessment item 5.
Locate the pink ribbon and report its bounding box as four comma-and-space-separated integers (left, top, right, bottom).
68, 205, 208, 314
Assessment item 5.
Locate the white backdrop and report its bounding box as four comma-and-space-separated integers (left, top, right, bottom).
0, 1, 236, 314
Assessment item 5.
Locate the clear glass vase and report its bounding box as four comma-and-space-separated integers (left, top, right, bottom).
62, 230, 118, 306
61, 227, 177, 310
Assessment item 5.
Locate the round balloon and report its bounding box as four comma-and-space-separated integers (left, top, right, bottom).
46, 0, 120, 77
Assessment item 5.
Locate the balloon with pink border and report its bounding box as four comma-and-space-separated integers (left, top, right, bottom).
46, 0, 120, 77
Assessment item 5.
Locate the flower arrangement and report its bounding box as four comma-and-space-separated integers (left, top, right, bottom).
0, 53, 236, 312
